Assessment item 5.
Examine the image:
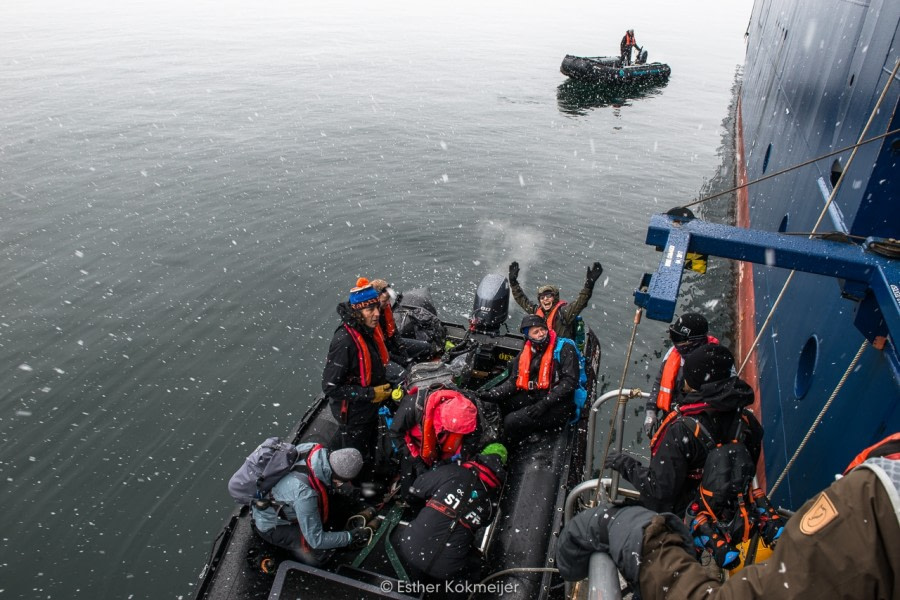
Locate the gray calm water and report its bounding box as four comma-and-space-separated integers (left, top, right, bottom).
1, 1, 749, 597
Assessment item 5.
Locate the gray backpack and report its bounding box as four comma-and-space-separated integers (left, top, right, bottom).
227, 437, 299, 505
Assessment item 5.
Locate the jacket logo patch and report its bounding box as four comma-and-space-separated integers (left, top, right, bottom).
799, 492, 838, 535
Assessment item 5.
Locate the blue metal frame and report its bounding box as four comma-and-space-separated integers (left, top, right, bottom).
633, 211, 900, 379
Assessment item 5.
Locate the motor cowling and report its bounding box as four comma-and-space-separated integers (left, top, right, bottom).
470, 274, 509, 334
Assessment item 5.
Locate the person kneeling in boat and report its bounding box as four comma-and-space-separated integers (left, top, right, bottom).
389, 386, 483, 495
642, 312, 720, 438
251, 446, 370, 566
322, 281, 393, 464
508, 260, 602, 341
392, 444, 508, 590
556, 432, 900, 599
620, 29, 641, 66
480, 314, 580, 442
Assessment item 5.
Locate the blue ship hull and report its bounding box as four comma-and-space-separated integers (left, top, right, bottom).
737, 0, 900, 509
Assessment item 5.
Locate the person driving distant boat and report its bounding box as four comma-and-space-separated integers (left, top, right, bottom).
508, 260, 602, 341
620, 29, 641, 65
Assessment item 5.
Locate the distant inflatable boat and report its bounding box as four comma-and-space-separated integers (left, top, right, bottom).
560, 54, 671, 84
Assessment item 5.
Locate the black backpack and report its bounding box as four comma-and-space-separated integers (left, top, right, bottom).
687, 414, 755, 515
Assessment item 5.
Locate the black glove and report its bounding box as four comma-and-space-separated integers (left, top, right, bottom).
524, 401, 547, 420
585, 262, 603, 287
508, 261, 520, 284
348, 527, 370, 549
603, 450, 635, 473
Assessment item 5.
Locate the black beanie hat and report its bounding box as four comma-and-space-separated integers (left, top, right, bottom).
682, 344, 734, 389
669, 313, 709, 343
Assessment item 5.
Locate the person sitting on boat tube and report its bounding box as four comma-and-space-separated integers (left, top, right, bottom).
480, 314, 581, 442
251, 446, 370, 566
605, 344, 763, 516
557, 432, 900, 599
643, 312, 720, 437
392, 443, 508, 584
508, 260, 602, 341
322, 282, 393, 466
620, 29, 641, 66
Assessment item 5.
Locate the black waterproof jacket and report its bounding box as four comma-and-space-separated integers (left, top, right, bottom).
613, 376, 763, 515
393, 456, 505, 580
322, 302, 388, 407
482, 338, 579, 413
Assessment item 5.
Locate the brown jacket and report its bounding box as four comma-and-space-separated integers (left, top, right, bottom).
639, 463, 900, 599
510, 280, 593, 340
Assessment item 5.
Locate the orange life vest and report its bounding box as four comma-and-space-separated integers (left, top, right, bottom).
535, 301, 567, 335
344, 324, 389, 386
380, 303, 397, 338
516, 330, 558, 391
625, 32, 635, 46
656, 335, 720, 411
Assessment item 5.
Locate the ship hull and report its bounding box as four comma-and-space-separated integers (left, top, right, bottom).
737, 0, 900, 508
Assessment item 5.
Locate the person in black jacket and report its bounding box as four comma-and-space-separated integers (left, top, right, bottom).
393, 444, 507, 587
322, 283, 394, 463
481, 314, 580, 442
605, 344, 763, 516
389, 386, 483, 496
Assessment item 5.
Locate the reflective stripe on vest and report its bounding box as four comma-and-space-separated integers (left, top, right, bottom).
516, 330, 558, 391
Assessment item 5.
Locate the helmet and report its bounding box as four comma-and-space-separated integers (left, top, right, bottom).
520, 314, 547, 336
668, 313, 709, 344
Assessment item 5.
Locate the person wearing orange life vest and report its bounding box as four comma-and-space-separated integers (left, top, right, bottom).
358, 277, 434, 366
508, 261, 603, 341
480, 314, 581, 442
620, 29, 642, 65
322, 282, 393, 463
644, 313, 721, 437
558, 432, 900, 599
607, 344, 762, 516
389, 387, 482, 495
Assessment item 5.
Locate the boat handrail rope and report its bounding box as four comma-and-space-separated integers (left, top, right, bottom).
681, 126, 900, 209
735, 56, 899, 378
597, 307, 643, 504
768, 339, 869, 496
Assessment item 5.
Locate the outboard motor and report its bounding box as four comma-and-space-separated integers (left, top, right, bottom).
637, 49, 648, 65
470, 274, 509, 334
